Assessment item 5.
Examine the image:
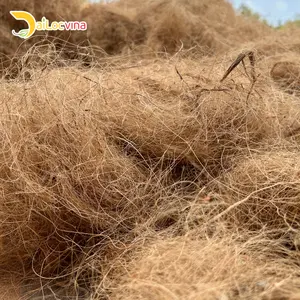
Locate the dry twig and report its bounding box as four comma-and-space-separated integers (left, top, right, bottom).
220, 51, 256, 83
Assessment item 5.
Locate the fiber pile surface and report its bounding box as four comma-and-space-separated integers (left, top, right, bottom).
1, 0, 300, 299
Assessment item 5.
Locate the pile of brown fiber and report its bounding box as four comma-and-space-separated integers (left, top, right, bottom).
0, 0, 300, 299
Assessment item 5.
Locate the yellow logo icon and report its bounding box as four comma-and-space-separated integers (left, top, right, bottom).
10, 11, 36, 39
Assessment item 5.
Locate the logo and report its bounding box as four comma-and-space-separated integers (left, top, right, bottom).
10, 11, 87, 39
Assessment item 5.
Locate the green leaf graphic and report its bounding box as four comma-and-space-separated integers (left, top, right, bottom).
12, 29, 29, 39
18, 29, 29, 38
